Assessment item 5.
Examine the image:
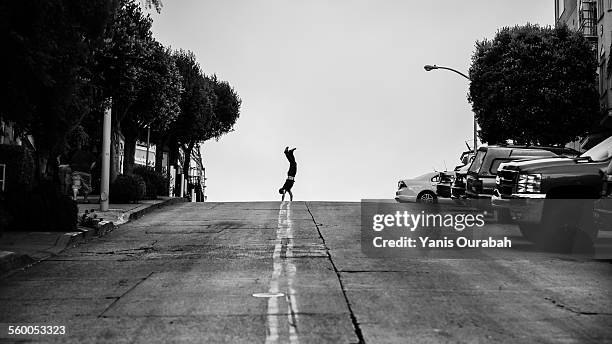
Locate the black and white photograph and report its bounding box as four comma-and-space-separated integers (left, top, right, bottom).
1, 0, 612, 343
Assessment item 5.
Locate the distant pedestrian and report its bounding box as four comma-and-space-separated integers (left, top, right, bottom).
69, 144, 96, 202
279, 147, 297, 201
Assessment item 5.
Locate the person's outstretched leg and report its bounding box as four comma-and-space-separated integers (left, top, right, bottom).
285, 148, 297, 177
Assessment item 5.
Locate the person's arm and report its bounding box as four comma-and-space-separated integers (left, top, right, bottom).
288, 190, 293, 202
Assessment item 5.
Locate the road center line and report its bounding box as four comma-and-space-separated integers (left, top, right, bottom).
265, 201, 299, 344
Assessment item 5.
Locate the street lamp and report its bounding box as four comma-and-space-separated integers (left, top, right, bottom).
424, 64, 477, 155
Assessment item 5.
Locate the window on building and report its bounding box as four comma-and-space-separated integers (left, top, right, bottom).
608, 0, 612, 10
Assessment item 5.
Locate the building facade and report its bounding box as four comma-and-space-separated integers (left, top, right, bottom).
556, 0, 612, 130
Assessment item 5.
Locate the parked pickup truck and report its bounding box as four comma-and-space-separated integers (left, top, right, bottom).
593, 159, 612, 235
465, 145, 579, 201
492, 136, 612, 248
450, 151, 475, 200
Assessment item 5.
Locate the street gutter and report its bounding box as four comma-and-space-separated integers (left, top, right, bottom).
0, 197, 187, 277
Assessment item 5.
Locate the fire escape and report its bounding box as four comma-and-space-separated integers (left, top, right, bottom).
579, 0, 597, 41
580, 1, 605, 109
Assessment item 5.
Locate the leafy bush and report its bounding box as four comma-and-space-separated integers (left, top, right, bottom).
0, 145, 76, 232
133, 165, 168, 199
0, 144, 35, 194
110, 174, 146, 203
2, 181, 77, 232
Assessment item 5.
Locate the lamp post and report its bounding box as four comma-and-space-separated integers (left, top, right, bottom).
424, 64, 477, 155
100, 99, 112, 212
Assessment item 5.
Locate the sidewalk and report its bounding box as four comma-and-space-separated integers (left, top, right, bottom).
0, 197, 186, 276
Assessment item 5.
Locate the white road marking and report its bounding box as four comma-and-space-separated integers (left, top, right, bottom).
265, 201, 299, 344
286, 203, 299, 343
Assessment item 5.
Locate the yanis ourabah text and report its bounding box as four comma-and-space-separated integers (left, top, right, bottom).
372, 236, 512, 249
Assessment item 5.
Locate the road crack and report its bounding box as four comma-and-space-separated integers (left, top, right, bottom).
544, 296, 612, 316
98, 272, 154, 318
305, 202, 366, 344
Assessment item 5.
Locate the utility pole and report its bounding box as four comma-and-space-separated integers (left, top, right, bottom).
100, 99, 112, 212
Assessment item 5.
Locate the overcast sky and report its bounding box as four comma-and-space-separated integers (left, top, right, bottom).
150, 0, 554, 201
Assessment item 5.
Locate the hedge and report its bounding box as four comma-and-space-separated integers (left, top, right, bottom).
110, 174, 146, 204
133, 165, 169, 199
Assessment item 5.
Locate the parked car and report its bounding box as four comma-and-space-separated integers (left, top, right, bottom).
454, 150, 474, 171
395, 172, 438, 204
465, 145, 580, 201
451, 153, 475, 200
493, 136, 612, 246
594, 159, 612, 236
434, 171, 455, 198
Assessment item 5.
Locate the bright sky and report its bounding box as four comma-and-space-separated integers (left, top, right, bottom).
150, 0, 554, 201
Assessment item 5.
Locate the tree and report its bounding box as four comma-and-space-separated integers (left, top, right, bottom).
162, 51, 241, 195
210, 75, 242, 140
141, 0, 162, 13
0, 0, 113, 181
124, 41, 182, 173
468, 24, 600, 145
170, 50, 216, 181
90, 0, 175, 177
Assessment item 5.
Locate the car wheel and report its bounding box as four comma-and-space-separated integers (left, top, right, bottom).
536, 199, 596, 253
496, 208, 513, 224
417, 191, 437, 204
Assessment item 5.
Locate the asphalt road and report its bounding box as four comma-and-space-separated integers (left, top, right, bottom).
0, 201, 611, 343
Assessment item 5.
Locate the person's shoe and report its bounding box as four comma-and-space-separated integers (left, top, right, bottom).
284, 146, 289, 153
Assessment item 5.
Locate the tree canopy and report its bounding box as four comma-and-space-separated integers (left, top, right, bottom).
468, 24, 600, 145
0, 0, 113, 177
172, 50, 216, 147
1, 0, 241, 185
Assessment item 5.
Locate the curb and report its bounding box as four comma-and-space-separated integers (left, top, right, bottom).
0, 251, 34, 275
126, 197, 187, 222
0, 197, 186, 277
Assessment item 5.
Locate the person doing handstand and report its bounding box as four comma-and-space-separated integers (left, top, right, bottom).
279, 147, 297, 201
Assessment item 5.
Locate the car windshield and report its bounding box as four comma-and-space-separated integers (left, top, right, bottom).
580, 136, 612, 161
468, 150, 486, 173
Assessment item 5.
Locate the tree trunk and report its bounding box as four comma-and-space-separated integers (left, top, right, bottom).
110, 130, 120, 181
154, 136, 166, 174
168, 139, 180, 196
123, 134, 137, 175
180, 140, 195, 199
110, 99, 122, 181
36, 153, 48, 183
182, 140, 195, 181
